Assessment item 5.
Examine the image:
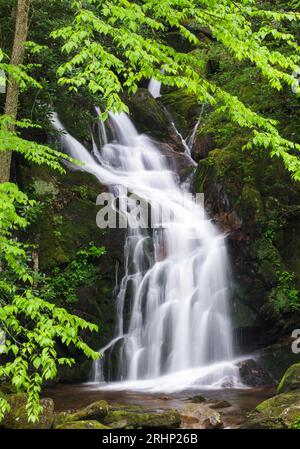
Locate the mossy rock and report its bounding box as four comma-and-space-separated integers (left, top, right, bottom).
159, 89, 199, 137
1, 395, 54, 429
196, 144, 300, 347
242, 390, 300, 429
102, 406, 181, 429
125, 89, 171, 142
56, 420, 110, 429
53, 400, 109, 428
277, 363, 300, 394
18, 163, 123, 381
188, 394, 206, 403
208, 400, 231, 409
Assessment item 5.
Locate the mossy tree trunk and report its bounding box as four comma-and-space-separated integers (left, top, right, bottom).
0, 0, 31, 184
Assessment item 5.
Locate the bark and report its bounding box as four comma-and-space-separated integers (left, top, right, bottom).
0, 0, 31, 184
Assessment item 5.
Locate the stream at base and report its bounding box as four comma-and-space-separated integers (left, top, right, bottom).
43, 384, 275, 429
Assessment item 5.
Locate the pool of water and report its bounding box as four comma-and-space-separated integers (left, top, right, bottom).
43, 383, 275, 428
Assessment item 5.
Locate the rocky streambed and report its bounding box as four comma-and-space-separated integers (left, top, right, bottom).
1, 362, 300, 429
41, 384, 275, 429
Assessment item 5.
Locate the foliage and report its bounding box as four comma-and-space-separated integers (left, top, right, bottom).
52, 0, 300, 179
271, 270, 300, 312
0, 47, 41, 92
42, 243, 106, 304
0, 114, 77, 171
261, 222, 300, 312
0, 183, 100, 423
290, 417, 300, 429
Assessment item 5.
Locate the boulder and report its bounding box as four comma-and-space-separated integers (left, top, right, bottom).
237, 359, 275, 387
102, 405, 180, 429
181, 403, 223, 429
277, 363, 300, 394
187, 394, 207, 403
253, 340, 300, 383
53, 400, 109, 427
242, 390, 300, 429
56, 420, 110, 429
208, 400, 231, 409
125, 89, 172, 142
1, 394, 54, 429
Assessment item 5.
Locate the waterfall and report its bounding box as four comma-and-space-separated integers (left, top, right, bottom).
187, 104, 205, 153
52, 110, 242, 392
148, 78, 161, 98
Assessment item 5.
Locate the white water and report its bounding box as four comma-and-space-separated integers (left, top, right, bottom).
187, 104, 205, 153
147, 77, 201, 162
148, 78, 162, 98
52, 110, 242, 391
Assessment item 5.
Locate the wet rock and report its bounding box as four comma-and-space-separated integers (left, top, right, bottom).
53, 400, 109, 427
102, 406, 181, 429
125, 89, 172, 142
242, 390, 300, 429
188, 394, 207, 403
56, 420, 110, 429
0, 395, 54, 429
208, 400, 231, 409
237, 359, 275, 387
196, 145, 300, 350
181, 403, 223, 429
277, 363, 300, 394
18, 164, 123, 382
253, 340, 300, 383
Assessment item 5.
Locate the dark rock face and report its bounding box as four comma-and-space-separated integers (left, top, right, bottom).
195, 147, 300, 352
125, 89, 173, 143
18, 164, 125, 382
254, 341, 300, 383
237, 359, 275, 387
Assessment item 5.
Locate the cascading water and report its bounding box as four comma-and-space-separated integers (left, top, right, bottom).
52, 108, 243, 393
147, 77, 200, 162
148, 78, 161, 98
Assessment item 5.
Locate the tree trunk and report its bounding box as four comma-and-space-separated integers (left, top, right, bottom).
0, 0, 31, 184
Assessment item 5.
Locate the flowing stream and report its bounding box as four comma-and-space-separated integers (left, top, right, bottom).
52, 108, 243, 393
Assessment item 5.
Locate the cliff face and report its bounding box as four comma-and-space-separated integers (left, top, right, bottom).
18, 164, 124, 382
195, 147, 300, 351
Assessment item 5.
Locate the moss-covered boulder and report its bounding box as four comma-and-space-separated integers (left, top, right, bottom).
159, 89, 200, 138
278, 363, 300, 394
208, 400, 231, 409
54, 400, 109, 427
181, 403, 223, 429
56, 420, 110, 429
0, 395, 54, 429
125, 89, 172, 142
102, 405, 181, 429
242, 390, 300, 429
